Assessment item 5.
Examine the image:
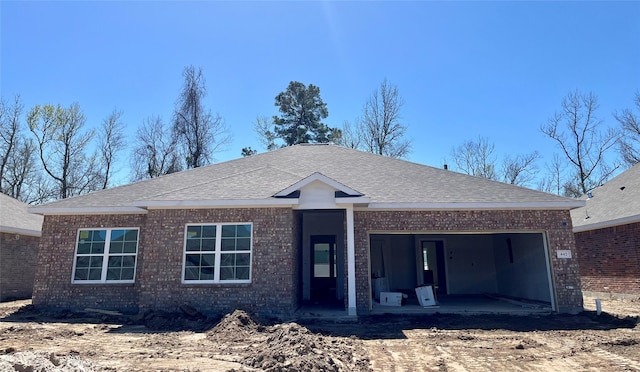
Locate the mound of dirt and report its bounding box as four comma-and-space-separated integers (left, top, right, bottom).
0, 351, 98, 371
208, 310, 370, 372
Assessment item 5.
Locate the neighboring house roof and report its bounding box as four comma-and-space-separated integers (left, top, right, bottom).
0, 193, 44, 236
571, 162, 640, 232
29, 144, 583, 215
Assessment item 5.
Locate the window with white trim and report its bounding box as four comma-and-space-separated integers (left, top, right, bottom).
183, 223, 252, 283
73, 228, 139, 283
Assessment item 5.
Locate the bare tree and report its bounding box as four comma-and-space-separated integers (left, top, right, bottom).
132, 115, 182, 180
541, 90, 621, 197
537, 154, 566, 196
361, 79, 411, 158
451, 136, 498, 180
254, 115, 277, 151
0, 95, 23, 194
1, 95, 56, 203
3, 138, 35, 199
98, 110, 126, 189
614, 91, 640, 166
174, 65, 230, 168
451, 136, 540, 187
27, 103, 100, 199
501, 151, 540, 186
336, 120, 363, 149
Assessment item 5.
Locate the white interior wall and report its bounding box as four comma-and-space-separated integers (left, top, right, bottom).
375, 234, 498, 295
372, 232, 551, 301
493, 233, 551, 302
443, 235, 498, 294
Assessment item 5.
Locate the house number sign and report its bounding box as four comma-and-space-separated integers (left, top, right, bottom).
556, 250, 572, 259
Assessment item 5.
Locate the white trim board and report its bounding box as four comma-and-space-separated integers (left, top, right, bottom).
573, 214, 640, 233
274, 172, 363, 197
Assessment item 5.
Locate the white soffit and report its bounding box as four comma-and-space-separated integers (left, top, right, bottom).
274, 172, 363, 197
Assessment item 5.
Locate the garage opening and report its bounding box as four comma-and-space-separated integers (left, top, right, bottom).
369, 232, 555, 313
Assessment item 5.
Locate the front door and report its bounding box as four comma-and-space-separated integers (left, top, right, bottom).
310, 235, 338, 303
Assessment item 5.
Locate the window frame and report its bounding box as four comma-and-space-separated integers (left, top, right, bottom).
71, 227, 140, 284
182, 222, 253, 284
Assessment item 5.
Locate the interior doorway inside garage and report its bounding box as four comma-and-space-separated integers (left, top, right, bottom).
369, 232, 555, 312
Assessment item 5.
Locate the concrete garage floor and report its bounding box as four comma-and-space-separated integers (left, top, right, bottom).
295, 294, 553, 320
370, 294, 553, 315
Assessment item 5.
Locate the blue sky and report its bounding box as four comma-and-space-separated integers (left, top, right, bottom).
2, 1, 639, 186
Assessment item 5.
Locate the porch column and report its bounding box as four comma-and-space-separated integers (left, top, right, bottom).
346, 204, 357, 316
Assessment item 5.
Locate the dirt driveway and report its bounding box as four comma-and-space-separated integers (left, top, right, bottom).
0, 295, 638, 371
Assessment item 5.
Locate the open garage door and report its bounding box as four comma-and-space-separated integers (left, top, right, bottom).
369, 232, 555, 312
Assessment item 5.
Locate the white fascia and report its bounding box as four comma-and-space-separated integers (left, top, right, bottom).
573, 214, 640, 233
0, 226, 42, 237
132, 198, 298, 209
274, 172, 363, 197
359, 200, 586, 211
28, 206, 148, 215
335, 197, 371, 205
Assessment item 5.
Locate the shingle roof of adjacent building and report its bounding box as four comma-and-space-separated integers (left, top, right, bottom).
0, 193, 43, 236
571, 162, 640, 232
30, 144, 582, 213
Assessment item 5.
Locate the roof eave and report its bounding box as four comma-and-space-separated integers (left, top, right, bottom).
361, 200, 586, 210
573, 214, 640, 233
132, 198, 299, 209
28, 206, 149, 216
0, 226, 42, 237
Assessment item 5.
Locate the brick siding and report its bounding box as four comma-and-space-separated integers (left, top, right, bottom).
139, 208, 296, 314
32, 208, 297, 315
0, 232, 40, 301
574, 221, 640, 296
32, 214, 146, 312
32, 207, 583, 315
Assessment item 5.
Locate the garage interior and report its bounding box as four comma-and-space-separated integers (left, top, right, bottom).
369, 232, 555, 313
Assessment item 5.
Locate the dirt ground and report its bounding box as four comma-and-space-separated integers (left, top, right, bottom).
0, 295, 638, 371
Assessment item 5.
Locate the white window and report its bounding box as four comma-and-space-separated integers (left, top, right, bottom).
183, 223, 252, 283
73, 228, 139, 284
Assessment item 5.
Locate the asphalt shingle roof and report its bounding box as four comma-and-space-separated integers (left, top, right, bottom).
33, 144, 579, 211
570, 162, 640, 230
0, 193, 43, 235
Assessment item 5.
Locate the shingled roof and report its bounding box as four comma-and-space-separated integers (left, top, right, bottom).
0, 193, 43, 236
30, 144, 583, 214
571, 162, 640, 232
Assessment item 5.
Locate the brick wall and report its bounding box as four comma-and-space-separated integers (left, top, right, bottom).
137, 208, 295, 314
0, 232, 40, 301
32, 214, 146, 312
574, 221, 640, 295
32, 207, 583, 314
353, 210, 583, 313
33, 208, 297, 315
291, 210, 302, 308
